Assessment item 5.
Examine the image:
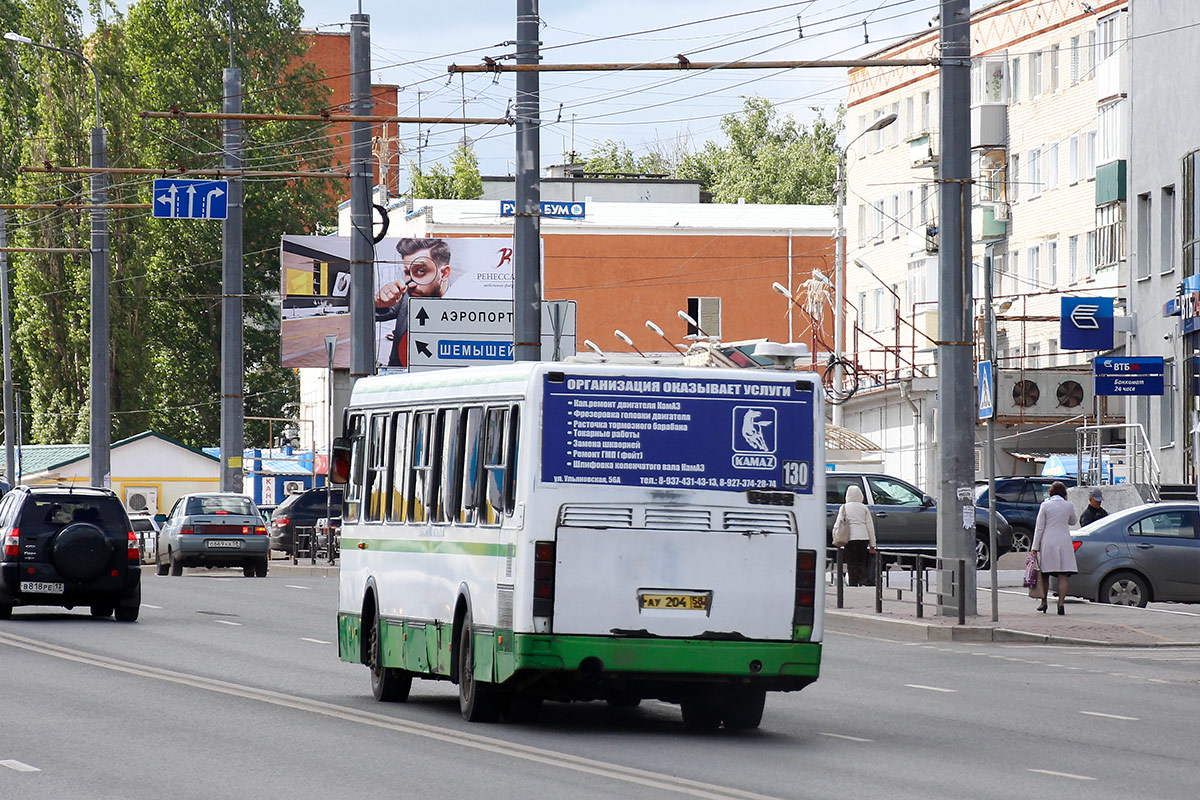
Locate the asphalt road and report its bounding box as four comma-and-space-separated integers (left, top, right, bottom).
1, 571, 1197, 799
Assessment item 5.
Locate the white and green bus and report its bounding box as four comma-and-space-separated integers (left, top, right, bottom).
332, 361, 825, 729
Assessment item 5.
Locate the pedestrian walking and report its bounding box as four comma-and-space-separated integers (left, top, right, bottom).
1031, 480, 1078, 615
833, 484, 877, 587
1080, 487, 1108, 527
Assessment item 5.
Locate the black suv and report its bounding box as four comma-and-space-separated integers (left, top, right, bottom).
268, 486, 342, 556
975, 476, 1078, 552
0, 486, 141, 621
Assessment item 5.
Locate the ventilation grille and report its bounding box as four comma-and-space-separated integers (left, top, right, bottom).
559, 505, 634, 528
497, 585, 514, 629
645, 508, 713, 531
723, 511, 795, 535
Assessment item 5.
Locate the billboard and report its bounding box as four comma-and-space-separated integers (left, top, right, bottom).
280, 236, 515, 369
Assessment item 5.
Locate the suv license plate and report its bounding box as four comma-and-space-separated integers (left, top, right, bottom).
207, 539, 243, 549
21, 581, 65, 594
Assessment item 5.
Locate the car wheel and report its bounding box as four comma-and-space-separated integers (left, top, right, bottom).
1101, 571, 1149, 608
114, 605, 139, 622
243, 563, 255, 578
1010, 526, 1032, 553
721, 686, 766, 731
156, 548, 169, 576
974, 537, 993, 570
457, 609, 500, 722
255, 558, 268, 578
368, 614, 412, 703
169, 549, 183, 577
90, 604, 114, 618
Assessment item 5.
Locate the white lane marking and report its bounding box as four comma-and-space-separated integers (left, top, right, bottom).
1080, 711, 1139, 721
817, 732, 873, 742
300, 637, 331, 645
214, 620, 242, 626
1028, 769, 1096, 781
141, 604, 162, 609
286, 585, 310, 590
0, 759, 39, 772
904, 684, 957, 693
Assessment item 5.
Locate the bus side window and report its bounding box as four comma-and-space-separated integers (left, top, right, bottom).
410, 411, 433, 523
505, 404, 520, 515
482, 407, 507, 525
366, 414, 389, 522
388, 411, 410, 522
344, 413, 365, 523
458, 407, 485, 525
436, 408, 461, 524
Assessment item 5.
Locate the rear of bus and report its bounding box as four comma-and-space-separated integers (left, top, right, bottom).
514, 365, 825, 728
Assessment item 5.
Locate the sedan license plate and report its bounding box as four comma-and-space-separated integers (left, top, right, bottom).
639, 591, 711, 611
207, 539, 243, 549
20, 581, 65, 595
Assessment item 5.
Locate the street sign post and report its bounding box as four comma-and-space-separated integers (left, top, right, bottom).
407, 298, 576, 371
977, 360, 994, 420
152, 178, 229, 220
1094, 356, 1165, 396
499, 200, 586, 220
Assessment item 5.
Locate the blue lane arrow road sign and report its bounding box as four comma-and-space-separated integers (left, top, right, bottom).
978, 360, 994, 420
153, 178, 229, 220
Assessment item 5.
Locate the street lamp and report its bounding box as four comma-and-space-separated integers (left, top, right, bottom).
583, 339, 605, 358
677, 309, 715, 340
613, 329, 647, 358
5, 31, 109, 488
833, 111, 896, 427
645, 320, 686, 355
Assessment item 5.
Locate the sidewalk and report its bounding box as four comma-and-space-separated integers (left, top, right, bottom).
825, 576, 1200, 647
267, 556, 339, 578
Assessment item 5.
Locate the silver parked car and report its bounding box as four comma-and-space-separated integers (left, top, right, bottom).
1070, 502, 1200, 607
155, 493, 269, 578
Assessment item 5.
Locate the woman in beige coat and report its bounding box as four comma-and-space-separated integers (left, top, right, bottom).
834, 484, 877, 586
1031, 480, 1078, 615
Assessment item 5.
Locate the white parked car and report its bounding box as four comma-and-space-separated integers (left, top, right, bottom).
128, 513, 161, 564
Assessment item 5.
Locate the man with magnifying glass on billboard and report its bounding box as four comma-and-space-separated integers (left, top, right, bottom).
375, 238, 453, 367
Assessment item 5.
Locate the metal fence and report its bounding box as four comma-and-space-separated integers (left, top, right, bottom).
827, 547, 968, 624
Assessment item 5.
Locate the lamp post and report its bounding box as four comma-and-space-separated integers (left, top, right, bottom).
854, 257, 902, 377
834, 112, 896, 427
5, 32, 109, 488
645, 320, 686, 355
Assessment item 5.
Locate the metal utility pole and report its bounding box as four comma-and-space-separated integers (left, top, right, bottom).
936, 0, 975, 616
349, 13, 374, 379
984, 248, 998, 623
220, 61, 245, 493
0, 210, 14, 488
514, 0, 542, 362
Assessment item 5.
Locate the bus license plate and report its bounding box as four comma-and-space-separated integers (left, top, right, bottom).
639, 592, 711, 611
207, 540, 242, 549
21, 581, 65, 594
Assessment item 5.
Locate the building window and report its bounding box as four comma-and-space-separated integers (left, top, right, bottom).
872, 200, 885, 242
1086, 230, 1098, 277
1050, 44, 1060, 92
1027, 148, 1042, 196
1097, 12, 1120, 61
1047, 239, 1058, 285
1097, 101, 1122, 166
1048, 338, 1058, 368
871, 108, 885, 152
907, 261, 925, 306
1137, 192, 1153, 279
1070, 35, 1081, 83
1047, 142, 1059, 190
919, 184, 929, 224
1026, 245, 1041, 288
686, 297, 721, 338
1162, 185, 1177, 274
1068, 235, 1079, 283
856, 291, 867, 331
1160, 359, 1176, 446
887, 102, 900, 146
904, 96, 915, 135
1084, 131, 1097, 179
1011, 57, 1021, 103
1029, 51, 1042, 98
919, 90, 932, 132
890, 194, 900, 238
905, 190, 914, 232
872, 288, 885, 330
857, 204, 867, 246
1028, 342, 1041, 369
1096, 203, 1124, 270
1069, 136, 1079, 184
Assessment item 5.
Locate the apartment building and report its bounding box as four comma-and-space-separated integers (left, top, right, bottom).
841, 0, 1128, 486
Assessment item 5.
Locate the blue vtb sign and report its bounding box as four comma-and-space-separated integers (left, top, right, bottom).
1094, 357, 1165, 396
152, 178, 229, 220
499, 200, 586, 220
1060, 297, 1114, 351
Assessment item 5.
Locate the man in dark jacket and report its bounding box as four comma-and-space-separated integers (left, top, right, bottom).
1080, 487, 1108, 527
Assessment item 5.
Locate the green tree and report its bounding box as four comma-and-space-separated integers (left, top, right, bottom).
679, 97, 844, 204
581, 140, 674, 176
409, 144, 483, 199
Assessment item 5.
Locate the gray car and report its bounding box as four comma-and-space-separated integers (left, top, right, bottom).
155, 493, 269, 577
1069, 501, 1200, 607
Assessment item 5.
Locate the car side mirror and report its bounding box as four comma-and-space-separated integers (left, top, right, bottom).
922, 495, 935, 507
154, 513, 166, 523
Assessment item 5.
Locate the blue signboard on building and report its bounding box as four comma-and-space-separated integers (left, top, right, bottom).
1094, 357, 1165, 396
1060, 297, 1114, 351
499, 200, 586, 220
541, 374, 816, 492
152, 178, 229, 220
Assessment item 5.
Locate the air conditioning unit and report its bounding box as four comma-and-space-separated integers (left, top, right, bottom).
283, 480, 305, 496
125, 486, 159, 515
995, 369, 1092, 419
992, 202, 1010, 222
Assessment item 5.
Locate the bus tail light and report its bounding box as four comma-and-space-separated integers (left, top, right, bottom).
533, 540, 555, 621
793, 549, 817, 626
3, 528, 18, 558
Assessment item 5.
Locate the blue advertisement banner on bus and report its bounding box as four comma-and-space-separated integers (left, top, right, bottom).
540, 374, 816, 493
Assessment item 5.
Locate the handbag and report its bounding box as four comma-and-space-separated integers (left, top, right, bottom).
832, 512, 850, 547
1024, 553, 1046, 599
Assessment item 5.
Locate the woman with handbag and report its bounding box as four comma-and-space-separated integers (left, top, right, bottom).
1031, 480, 1078, 614
833, 484, 877, 586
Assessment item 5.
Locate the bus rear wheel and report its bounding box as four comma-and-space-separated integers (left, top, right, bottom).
457, 611, 501, 722
721, 686, 766, 730
369, 616, 412, 702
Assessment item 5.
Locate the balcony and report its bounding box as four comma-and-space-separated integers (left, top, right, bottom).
1096, 52, 1128, 104
910, 132, 938, 169
1095, 160, 1126, 206
972, 204, 1008, 241
970, 105, 1007, 150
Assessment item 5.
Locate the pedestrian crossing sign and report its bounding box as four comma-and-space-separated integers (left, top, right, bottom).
978, 360, 994, 420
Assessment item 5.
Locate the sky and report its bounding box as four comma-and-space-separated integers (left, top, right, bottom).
295, 0, 959, 179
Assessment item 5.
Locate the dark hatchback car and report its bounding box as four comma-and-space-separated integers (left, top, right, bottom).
0, 486, 141, 621
1070, 502, 1200, 607
269, 487, 342, 556
976, 476, 1079, 553
827, 472, 1013, 569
